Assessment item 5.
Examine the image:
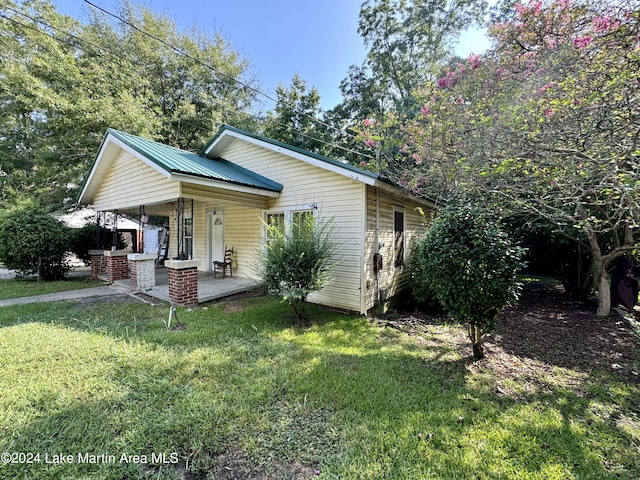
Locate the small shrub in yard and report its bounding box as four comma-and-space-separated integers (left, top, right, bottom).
257, 213, 338, 324
412, 200, 526, 359
0, 203, 71, 281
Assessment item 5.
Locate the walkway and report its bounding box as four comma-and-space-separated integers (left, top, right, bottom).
0, 284, 130, 308
0, 267, 261, 307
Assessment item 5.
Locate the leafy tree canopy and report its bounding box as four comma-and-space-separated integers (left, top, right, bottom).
369, 0, 640, 316
0, 0, 258, 208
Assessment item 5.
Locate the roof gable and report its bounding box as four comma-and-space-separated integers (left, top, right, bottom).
79, 129, 283, 204
107, 129, 282, 191
201, 125, 388, 186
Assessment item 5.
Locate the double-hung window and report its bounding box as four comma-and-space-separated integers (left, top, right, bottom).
263, 207, 316, 244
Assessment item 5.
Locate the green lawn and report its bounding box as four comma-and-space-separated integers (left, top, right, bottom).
0, 295, 638, 479
0, 277, 105, 300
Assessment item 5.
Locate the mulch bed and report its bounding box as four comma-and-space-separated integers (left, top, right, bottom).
380, 282, 640, 390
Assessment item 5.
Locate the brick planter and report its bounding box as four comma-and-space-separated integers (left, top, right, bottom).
127, 253, 156, 291
88, 249, 105, 280
104, 250, 130, 283
165, 259, 199, 306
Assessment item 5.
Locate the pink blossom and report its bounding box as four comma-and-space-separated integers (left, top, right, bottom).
573, 36, 592, 49
466, 53, 481, 70
420, 105, 431, 116
412, 153, 422, 165
538, 82, 556, 95
359, 161, 368, 169
592, 16, 619, 33
436, 70, 458, 89
363, 118, 375, 127
533, 1, 542, 14
364, 140, 376, 148
545, 108, 555, 117
546, 36, 558, 49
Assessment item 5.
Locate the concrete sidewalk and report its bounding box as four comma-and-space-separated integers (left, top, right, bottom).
0, 284, 131, 307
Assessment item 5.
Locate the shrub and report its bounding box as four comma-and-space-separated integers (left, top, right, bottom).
257, 214, 338, 324
0, 204, 71, 280
412, 201, 525, 359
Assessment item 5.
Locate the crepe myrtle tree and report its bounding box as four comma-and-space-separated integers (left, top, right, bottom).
257, 213, 339, 324
412, 201, 525, 359
366, 0, 640, 317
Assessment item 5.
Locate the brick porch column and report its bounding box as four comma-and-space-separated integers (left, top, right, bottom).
165, 259, 199, 306
104, 250, 130, 283
127, 253, 156, 291
88, 249, 104, 280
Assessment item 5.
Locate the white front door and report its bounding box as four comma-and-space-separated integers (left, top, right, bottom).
208, 211, 225, 269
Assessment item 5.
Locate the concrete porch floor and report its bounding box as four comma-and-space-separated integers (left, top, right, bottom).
109, 267, 262, 304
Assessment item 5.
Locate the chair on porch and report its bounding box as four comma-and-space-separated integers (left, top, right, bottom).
213, 246, 234, 278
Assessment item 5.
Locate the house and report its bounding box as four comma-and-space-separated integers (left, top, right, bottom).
78, 125, 434, 313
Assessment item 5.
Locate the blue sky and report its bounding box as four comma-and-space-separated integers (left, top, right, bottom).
52, 0, 491, 110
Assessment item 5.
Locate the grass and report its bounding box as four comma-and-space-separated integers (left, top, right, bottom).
0, 294, 638, 479
0, 276, 105, 300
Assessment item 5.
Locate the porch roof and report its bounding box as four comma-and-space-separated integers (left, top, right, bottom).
106, 129, 283, 192
78, 129, 283, 205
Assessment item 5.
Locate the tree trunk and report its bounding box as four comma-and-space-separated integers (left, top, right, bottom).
37, 257, 43, 282
584, 224, 610, 317
468, 323, 484, 360
596, 269, 611, 317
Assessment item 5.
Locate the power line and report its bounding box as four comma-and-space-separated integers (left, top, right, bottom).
1, 2, 376, 162
81, 0, 365, 146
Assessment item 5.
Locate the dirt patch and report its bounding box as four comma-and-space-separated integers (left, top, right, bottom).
204, 288, 268, 313
74, 293, 141, 308
152, 446, 318, 480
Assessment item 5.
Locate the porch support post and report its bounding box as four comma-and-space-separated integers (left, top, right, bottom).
127, 253, 156, 291
88, 249, 105, 280
165, 259, 199, 306
104, 250, 130, 283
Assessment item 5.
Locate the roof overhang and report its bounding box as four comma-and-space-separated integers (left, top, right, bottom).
203, 126, 436, 209
203, 126, 382, 186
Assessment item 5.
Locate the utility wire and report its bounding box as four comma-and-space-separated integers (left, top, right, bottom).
0, 0, 373, 163
2, 3, 376, 162
82, 0, 364, 145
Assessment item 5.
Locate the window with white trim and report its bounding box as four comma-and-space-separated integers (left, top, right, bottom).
264, 212, 285, 246
263, 207, 317, 244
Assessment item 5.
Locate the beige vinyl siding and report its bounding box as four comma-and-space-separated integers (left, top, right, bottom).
181, 183, 270, 209
93, 151, 178, 211
364, 186, 431, 311
188, 201, 262, 277
218, 141, 366, 313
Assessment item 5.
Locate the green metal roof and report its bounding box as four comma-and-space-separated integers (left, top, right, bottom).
107, 128, 283, 192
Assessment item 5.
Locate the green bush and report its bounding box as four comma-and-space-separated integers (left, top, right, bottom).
412, 201, 525, 359
0, 204, 71, 280
257, 214, 338, 324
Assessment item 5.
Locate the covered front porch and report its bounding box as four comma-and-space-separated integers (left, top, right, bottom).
108, 266, 262, 304
79, 128, 283, 305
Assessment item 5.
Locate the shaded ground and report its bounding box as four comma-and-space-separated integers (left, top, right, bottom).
382, 281, 640, 394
